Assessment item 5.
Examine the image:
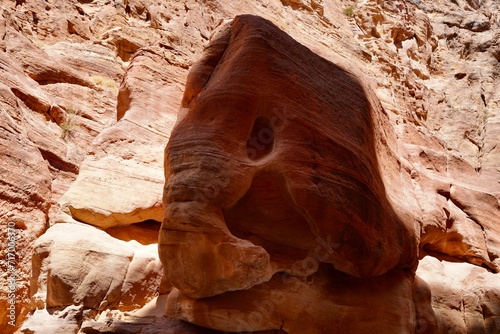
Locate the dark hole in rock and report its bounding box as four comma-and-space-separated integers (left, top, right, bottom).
246, 116, 275, 160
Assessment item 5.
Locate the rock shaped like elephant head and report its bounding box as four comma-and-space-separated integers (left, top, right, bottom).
159, 15, 419, 302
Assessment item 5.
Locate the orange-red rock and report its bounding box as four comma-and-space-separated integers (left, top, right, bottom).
57, 44, 188, 229
0, 0, 498, 333
0, 102, 51, 330
159, 15, 423, 333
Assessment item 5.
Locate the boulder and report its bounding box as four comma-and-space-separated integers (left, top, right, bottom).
167, 266, 436, 334
30, 222, 162, 312
417, 256, 500, 333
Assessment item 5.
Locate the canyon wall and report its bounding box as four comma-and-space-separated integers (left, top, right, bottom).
0, 0, 498, 333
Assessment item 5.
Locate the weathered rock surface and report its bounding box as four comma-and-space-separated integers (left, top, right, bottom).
0, 0, 498, 333
159, 14, 421, 333
1, 1, 122, 329
58, 44, 186, 229
1, 1, 191, 331
160, 10, 500, 334
21, 222, 162, 332
160, 13, 419, 297
0, 100, 51, 330
401, 124, 500, 272
417, 255, 500, 333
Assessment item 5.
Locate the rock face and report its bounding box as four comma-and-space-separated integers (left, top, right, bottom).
160, 12, 500, 334
0, 105, 51, 330
0, 0, 498, 333
57, 44, 186, 229
418, 256, 500, 333
159, 15, 423, 333
0, 0, 189, 331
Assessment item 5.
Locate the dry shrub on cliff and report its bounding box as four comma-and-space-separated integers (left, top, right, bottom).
91, 75, 118, 94
60, 107, 80, 140
343, 6, 355, 17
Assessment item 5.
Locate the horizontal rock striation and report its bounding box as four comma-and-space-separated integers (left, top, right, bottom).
159, 15, 424, 333
0, 0, 498, 333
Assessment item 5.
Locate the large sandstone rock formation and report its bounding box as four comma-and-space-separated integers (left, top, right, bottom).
160, 11, 500, 334
0, 0, 498, 333
159, 14, 423, 333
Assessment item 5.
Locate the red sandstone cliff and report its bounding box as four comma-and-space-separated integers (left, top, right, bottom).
0, 0, 498, 333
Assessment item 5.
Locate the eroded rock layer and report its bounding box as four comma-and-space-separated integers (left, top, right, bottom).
160, 15, 422, 333
159, 12, 500, 334
0, 0, 498, 333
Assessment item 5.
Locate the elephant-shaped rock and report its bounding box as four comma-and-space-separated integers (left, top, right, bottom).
159, 14, 426, 334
